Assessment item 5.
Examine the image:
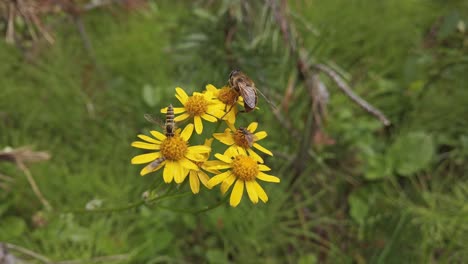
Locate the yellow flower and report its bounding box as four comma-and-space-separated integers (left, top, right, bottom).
206, 149, 280, 207
162, 87, 225, 134
213, 122, 273, 163
188, 138, 219, 194
131, 124, 210, 184
205, 84, 241, 125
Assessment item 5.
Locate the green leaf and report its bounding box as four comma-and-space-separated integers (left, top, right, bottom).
349, 191, 369, 226
206, 249, 226, 264
142, 84, 158, 107
388, 132, 434, 176
0, 216, 27, 239
299, 254, 318, 264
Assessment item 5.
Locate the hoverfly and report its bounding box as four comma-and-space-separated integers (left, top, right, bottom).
144, 104, 176, 137
229, 70, 258, 113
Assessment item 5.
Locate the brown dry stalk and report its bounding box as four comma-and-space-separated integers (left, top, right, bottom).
0, 147, 52, 211
312, 64, 391, 126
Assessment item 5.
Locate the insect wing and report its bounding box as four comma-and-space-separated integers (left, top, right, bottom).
238, 82, 257, 112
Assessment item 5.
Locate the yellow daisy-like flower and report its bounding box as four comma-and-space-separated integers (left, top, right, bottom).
188, 138, 220, 194
206, 149, 280, 207
131, 124, 210, 184
205, 84, 241, 125
162, 87, 225, 135
213, 122, 273, 163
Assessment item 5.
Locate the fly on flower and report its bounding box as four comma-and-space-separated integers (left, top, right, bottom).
131, 106, 211, 184
213, 122, 272, 163
206, 149, 280, 207
162, 88, 225, 135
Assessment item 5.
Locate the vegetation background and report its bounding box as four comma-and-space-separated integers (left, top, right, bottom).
1, 0, 468, 263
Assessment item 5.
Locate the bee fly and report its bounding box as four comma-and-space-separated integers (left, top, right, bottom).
238, 127, 256, 148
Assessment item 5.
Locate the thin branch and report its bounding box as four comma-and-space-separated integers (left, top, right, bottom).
55, 254, 130, 264
17, 160, 53, 211
312, 64, 391, 126
4, 243, 52, 264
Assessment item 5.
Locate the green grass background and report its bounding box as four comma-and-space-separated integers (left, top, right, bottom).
1, 0, 468, 263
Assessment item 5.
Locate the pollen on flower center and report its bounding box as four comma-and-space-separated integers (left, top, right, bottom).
231, 155, 259, 181
233, 129, 252, 148
160, 135, 188, 161
185, 95, 208, 116
218, 87, 239, 105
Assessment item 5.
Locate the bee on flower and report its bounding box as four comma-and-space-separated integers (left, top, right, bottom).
206, 148, 280, 207
162, 87, 225, 135
213, 122, 272, 163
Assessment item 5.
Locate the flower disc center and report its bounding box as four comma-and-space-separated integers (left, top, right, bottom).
233, 129, 253, 148
218, 86, 239, 105
160, 136, 188, 161
185, 95, 208, 116
231, 155, 259, 181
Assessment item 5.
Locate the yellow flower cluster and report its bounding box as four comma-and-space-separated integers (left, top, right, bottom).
131, 84, 279, 207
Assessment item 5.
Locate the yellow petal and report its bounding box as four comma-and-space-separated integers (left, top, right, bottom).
213, 130, 235, 146
194, 116, 203, 134
254, 181, 268, 203
215, 153, 233, 164
253, 143, 273, 156
163, 160, 175, 183
257, 172, 280, 183
247, 122, 258, 133
187, 145, 211, 153
176, 87, 189, 104
207, 171, 232, 188
230, 180, 244, 207
137, 134, 160, 144
204, 160, 231, 172
173, 107, 185, 114
203, 90, 213, 100
254, 131, 267, 141
259, 164, 271, 171
235, 146, 248, 156
185, 151, 206, 162
197, 171, 211, 188
189, 171, 200, 194
245, 181, 259, 204
221, 174, 236, 194
206, 106, 226, 118
131, 141, 160, 150
173, 162, 185, 184
201, 113, 218, 122
163, 107, 186, 114
131, 152, 161, 164
181, 123, 194, 141
140, 159, 165, 176
201, 137, 212, 146
226, 120, 236, 131
226, 109, 237, 124
180, 157, 199, 170
205, 84, 218, 93
224, 146, 239, 158
174, 113, 190, 122
247, 148, 264, 163
150, 130, 166, 141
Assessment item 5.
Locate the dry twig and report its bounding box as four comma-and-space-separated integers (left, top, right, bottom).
0, 146, 52, 211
